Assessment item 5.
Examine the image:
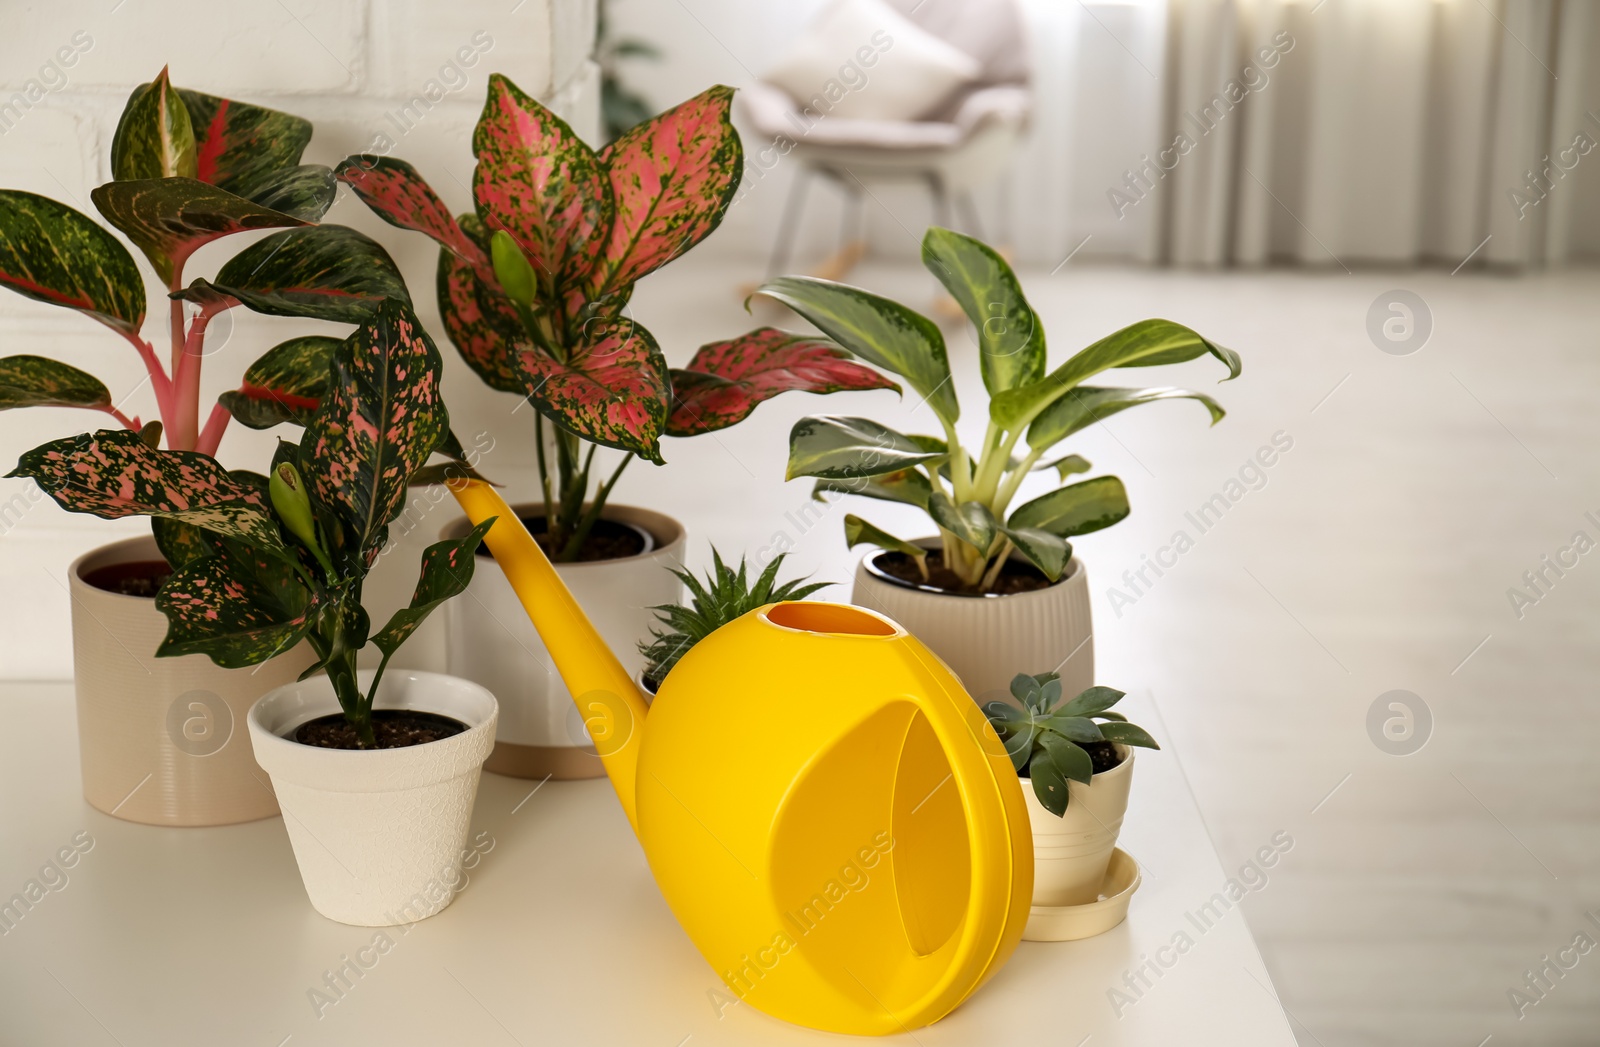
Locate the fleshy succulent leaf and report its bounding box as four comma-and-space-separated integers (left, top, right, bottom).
1098, 721, 1159, 749
1028, 747, 1072, 817
1038, 732, 1094, 785
582, 84, 742, 296
1057, 685, 1126, 717
299, 300, 449, 553
218, 335, 339, 431
0, 356, 111, 411
0, 191, 146, 334
666, 327, 897, 437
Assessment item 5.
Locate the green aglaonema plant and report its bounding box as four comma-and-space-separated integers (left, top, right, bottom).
984, 672, 1158, 817
333, 74, 894, 562
638, 550, 829, 687
763, 227, 1241, 594
8, 301, 490, 749
0, 66, 410, 456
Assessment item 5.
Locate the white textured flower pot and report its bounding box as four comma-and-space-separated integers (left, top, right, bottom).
852, 544, 1094, 701
1023, 746, 1134, 907
248, 669, 497, 927
441, 503, 683, 779
69, 535, 313, 827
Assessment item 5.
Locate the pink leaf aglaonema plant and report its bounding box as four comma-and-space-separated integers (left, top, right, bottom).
0, 66, 410, 457
9, 300, 491, 749
335, 75, 895, 561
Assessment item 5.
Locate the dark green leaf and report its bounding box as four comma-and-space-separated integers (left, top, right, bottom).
218, 335, 338, 430
186, 225, 410, 323
179, 87, 314, 196
843, 514, 928, 575
1028, 385, 1226, 452
1009, 672, 1040, 706
151, 518, 215, 570
110, 68, 197, 182
992, 319, 1241, 430
156, 540, 317, 667
1028, 748, 1072, 817
8, 428, 286, 551
786, 415, 943, 480
1040, 714, 1104, 744
300, 301, 449, 552
811, 467, 932, 508
1008, 475, 1130, 537
1057, 685, 1126, 717
997, 524, 1070, 582
1038, 732, 1094, 785
1098, 721, 1159, 749
372, 518, 495, 657
0, 191, 145, 334
754, 276, 959, 424
927, 492, 996, 553
920, 226, 1044, 394
0, 355, 109, 410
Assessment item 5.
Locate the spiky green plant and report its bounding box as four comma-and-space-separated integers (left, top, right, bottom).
984, 672, 1159, 816
639, 551, 829, 685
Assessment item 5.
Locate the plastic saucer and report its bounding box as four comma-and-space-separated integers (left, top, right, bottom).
1023, 847, 1141, 942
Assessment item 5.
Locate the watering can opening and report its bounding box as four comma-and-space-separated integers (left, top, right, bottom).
763, 601, 899, 637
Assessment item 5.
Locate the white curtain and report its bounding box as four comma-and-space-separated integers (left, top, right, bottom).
1156, 0, 1600, 268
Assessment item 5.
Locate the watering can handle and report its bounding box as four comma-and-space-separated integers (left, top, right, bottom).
448, 479, 649, 833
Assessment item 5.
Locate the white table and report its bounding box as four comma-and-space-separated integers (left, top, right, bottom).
0, 682, 1295, 1046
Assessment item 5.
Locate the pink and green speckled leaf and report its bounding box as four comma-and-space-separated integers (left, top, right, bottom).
335, 155, 490, 273
371, 517, 495, 657
155, 539, 318, 667
7, 428, 287, 552
666, 327, 898, 437
436, 214, 528, 394
299, 300, 450, 553
472, 73, 610, 294
582, 85, 741, 298
516, 316, 668, 461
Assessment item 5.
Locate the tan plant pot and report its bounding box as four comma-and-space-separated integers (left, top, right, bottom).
441, 503, 684, 780
69, 536, 314, 827
1023, 746, 1134, 907
851, 544, 1094, 702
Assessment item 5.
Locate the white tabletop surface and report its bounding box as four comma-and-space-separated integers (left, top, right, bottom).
0, 681, 1295, 1047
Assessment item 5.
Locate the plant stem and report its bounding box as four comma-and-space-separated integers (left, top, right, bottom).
196, 402, 232, 457
559, 452, 631, 561
535, 411, 554, 529
978, 538, 1013, 591
991, 445, 1045, 516
96, 403, 140, 430
119, 330, 174, 432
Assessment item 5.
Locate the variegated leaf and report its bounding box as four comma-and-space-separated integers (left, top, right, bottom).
300, 300, 449, 552
110, 67, 197, 182
472, 73, 610, 290
517, 316, 668, 460
151, 517, 215, 570
1008, 475, 1131, 537
0, 191, 146, 334
335, 155, 489, 270
665, 326, 897, 436
0, 355, 110, 410
436, 223, 528, 394
91, 176, 323, 286
7, 428, 286, 550
371, 518, 495, 656
182, 225, 409, 323
156, 539, 317, 667
811, 467, 932, 508
583, 85, 741, 296
179, 87, 313, 196
218, 335, 338, 430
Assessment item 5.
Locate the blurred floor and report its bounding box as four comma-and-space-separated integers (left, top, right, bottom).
620, 259, 1600, 1047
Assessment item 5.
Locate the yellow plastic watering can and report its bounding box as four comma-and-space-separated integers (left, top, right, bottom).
450, 480, 1033, 1035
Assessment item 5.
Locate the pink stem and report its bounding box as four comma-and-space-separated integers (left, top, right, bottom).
171, 299, 224, 452
196, 401, 232, 457
118, 329, 175, 429
96, 403, 139, 431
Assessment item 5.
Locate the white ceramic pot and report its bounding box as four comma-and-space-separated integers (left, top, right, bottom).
441, 503, 684, 779
248, 669, 497, 927
1023, 746, 1134, 907
69, 535, 313, 827
851, 544, 1094, 701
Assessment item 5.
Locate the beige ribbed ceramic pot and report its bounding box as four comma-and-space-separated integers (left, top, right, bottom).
69, 536, 314, 826
851, 544, 1094, 702
441, 503, 684, 780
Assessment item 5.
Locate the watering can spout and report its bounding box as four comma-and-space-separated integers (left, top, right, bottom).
447, 479, 647, 832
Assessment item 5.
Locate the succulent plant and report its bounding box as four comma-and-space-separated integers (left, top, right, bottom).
639, 551, 829, 685
984, 672, 1159, 817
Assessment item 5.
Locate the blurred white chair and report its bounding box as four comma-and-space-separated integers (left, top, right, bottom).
740, 0, 1032, 278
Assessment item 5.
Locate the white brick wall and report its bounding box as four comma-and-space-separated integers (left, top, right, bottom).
0, 0, 598, 679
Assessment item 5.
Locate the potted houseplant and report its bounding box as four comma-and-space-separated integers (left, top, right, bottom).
637, 550, 830, 697
0, 68, 409, 825
338, 74, 891, 778
762, 227, 1240, 700
985, 672, 1157, 912
15, 300, 500, 926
